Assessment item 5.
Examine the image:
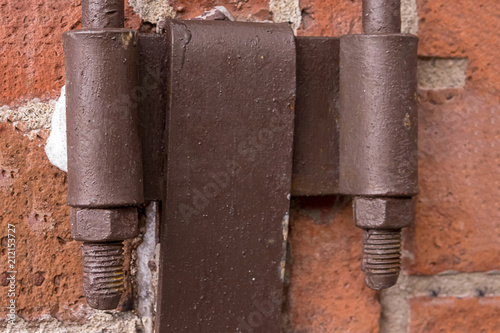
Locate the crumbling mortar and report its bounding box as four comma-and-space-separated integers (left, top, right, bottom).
3, 311, 144, 333
128, 0, 177, 25
0, 99, 56, 131
379, 272, 500, 333
269, 0, 301, 32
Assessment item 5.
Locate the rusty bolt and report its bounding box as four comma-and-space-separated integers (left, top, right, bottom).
81, 242, 125, 310
71, 207, 138, 310
71, 207, 139, 242
353, 197, 414, 290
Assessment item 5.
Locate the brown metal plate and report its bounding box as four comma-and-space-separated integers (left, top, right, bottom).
138, 34, 169, 201
156, 20, 296, 332
292, 37, 340, 196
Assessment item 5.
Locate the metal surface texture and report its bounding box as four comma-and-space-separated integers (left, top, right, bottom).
82, 0, 124, 29
64, 0, 143, 310
63, 29, 144, 208
64, 0, 420, 315
156, 20, 296, 332
353, 197, 415, 229
355, 196, 415, 289
292, 37, 340, 196
81, 242, 125, 309
138, 34, 169, 201
361, 229, 401, 289
362, 0, 401, 33
340, 0, 419, 291
70, 207, 139, 242
338, 33, 419, 197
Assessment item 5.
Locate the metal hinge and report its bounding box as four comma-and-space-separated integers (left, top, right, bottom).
63, 0, 418, 331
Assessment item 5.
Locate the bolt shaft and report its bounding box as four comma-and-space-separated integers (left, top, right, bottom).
81, 242, 125, 310
361, 229, 401, 290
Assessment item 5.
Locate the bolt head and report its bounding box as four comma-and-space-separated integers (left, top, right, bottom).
354, 197, 415, 229
71, 207, 139, 242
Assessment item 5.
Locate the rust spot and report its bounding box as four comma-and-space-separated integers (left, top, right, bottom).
404, 113, 411, 129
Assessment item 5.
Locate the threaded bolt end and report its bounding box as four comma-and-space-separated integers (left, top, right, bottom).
362, 229, 401, 290
81, 242, 125, 310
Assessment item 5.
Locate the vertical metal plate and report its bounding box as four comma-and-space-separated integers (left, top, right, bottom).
138, 34, 169, 201
292, 37, 340, 196
156, 20, 296, 332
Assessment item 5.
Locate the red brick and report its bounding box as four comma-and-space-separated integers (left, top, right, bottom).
402, 88, 500, 275
417, 0, 500, 94
400, 0, 500, 275
172, 0, 272, 21
297, 0, 361, 36
0, 0, 140, 105
410, 297, 500, 333
0, 124, 134, 322
288, 197, 380, 333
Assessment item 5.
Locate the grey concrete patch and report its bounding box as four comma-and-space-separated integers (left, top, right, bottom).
380, 274, 412, 333
269, 0, 301, 32
0, 99, 55, 131
401, 0, 418, 35
136, 202, 160, 333
379, 272, 500, 333
128, 0, 176, 24
418, 57, 468, 90
5, 312, 143, 333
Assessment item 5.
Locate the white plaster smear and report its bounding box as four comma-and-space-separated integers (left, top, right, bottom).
44, 86, 67, 172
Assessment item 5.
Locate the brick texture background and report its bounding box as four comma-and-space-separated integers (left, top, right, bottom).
1, 0, 499, 332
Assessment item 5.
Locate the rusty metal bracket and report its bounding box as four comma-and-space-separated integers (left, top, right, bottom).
63, 0, 418, 330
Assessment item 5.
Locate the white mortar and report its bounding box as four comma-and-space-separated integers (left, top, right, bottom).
269, 0, 301, 32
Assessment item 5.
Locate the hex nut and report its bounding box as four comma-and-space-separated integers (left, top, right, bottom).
71, 207, 139, 242
353, 197, 415, 229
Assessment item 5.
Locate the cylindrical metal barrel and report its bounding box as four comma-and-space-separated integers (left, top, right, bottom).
362, 0, 401, 34
63, 29, 144, 208
82, 0, 124, 29
338, 33, 419, 197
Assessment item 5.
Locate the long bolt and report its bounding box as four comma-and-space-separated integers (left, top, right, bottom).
81, 242, 125, 310
361, 229, 401, 290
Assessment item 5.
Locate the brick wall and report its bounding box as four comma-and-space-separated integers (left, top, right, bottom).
1, 0, 499, 332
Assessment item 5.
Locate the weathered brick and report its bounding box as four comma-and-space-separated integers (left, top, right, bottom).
288, 197, 380, 333
297, 0, 361, 36
0, 0, 140, 105
402, 88, 500, 275
417, 0, 500, 94
410, 297, 500, 332
0, 124, 134, 322
398, 0, 500, 275
171, 0, 272, 21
